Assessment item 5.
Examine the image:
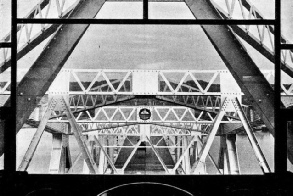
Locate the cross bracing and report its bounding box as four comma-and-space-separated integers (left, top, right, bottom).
15, 96, 271, 174
0, 69, 280, 95
0, 0, 289, 175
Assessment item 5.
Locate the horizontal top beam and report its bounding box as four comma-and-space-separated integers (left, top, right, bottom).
1, 69, 275, 96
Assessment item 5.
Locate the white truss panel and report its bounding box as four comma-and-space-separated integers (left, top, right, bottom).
211, 0, 275, 52
132, 70, 158, 94
1, 69, 280, 97
48, 70, 70, 94
48, 106, 242, 124
220, 72, 242, 112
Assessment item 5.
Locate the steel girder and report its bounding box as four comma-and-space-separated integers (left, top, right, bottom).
0, 0, 106, 156
185, 0, 293, 165
185, 0, 276, 131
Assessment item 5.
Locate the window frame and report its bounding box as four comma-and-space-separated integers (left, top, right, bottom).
2, 0, 290, 194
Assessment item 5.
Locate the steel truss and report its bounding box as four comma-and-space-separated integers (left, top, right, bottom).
0, 0, 286, 174
191, 97, 270, 174
15, 94, 270, 175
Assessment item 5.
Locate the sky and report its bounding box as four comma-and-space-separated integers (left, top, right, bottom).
0, 0, 292, 76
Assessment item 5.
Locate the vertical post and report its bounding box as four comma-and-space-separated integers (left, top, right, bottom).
218, 135, 228, 174
49, 134, 63, 174
176, 136, 181, 162
143, 0, 148, 20
95, 136, 101, 164
172, 136, 197, 174
59, 134, 72, 174
274, 0, 286, 174
82, 138, 95, 174
194, 135, 206, 174
140, 124, 150, 141
108, 136, 114, 163
182, 136, 186, 172
182, 136, 191, 174
168, 135, 176, 162
98, 136, 106, 174
226, 134, 240, 174
191, 141, 197, 166
4, 0, 17, 172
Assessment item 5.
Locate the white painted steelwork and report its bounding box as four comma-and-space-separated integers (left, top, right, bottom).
0, 69, 276, 95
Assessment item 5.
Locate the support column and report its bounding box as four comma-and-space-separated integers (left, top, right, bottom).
60, 135, 72, 174
226, 134, 240, 174
82, 136, 95, 174
176, 136, 181, 163
194, 135, 206, 174
171, 136, 197, 174
182, 136, 191, 174
168, 136, 176, 163
140, 124, 151, 141
218, 135, 229, 174
49, 134, 71, 174
190, 141, 197, 166
98, 136, 106, 174
108, 136, 114, 163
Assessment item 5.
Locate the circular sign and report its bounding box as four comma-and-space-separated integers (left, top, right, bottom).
139, 108, 151, 121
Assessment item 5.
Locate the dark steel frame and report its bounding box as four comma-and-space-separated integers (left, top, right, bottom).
1, 0, 292, 195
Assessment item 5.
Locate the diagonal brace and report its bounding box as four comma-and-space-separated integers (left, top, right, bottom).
18, 97, 58, 171
121, 139, 142, 171
146, 136, 170, 174
190, 98, 229, 174
94, 136, 118, 174
232, 98, 271, 173
197, 136, 222, 174
171, 136, 196, 173
62, 96, 98, 174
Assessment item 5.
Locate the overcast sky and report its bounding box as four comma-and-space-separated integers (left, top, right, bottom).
0, 0, 292, 78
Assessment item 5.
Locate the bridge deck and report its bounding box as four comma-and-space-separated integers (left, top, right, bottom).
115, 136, 175, 174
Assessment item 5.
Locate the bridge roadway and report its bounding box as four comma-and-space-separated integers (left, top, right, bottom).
115, 136, 175, 174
